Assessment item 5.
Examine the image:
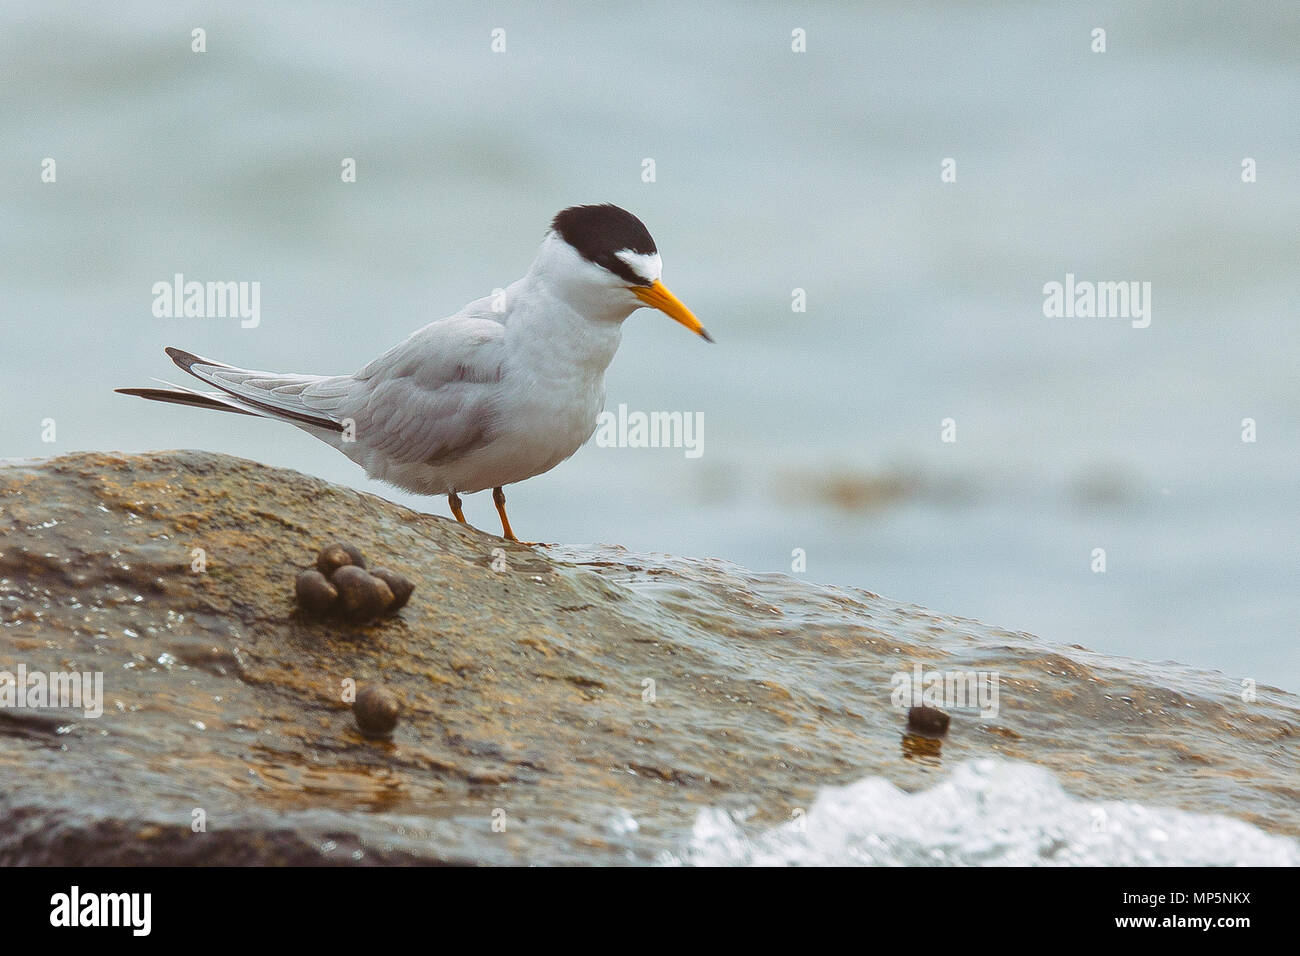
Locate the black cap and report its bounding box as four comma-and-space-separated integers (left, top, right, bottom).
551, 204, 658, 285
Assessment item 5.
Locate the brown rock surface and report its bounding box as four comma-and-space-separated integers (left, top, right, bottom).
0, 450, 1295, 864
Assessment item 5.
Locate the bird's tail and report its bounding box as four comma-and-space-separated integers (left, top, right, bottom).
116, 347, 352, 434
114, 384, 260, 417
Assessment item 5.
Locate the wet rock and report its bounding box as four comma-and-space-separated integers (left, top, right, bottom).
0, 450, 1296, 865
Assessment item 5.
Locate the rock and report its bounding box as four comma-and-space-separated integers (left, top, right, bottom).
337, 543, 366, 570
331, 566, 393, 622
1, 450, 1296, 865
907, 705, 950, 737
370, 568, 414, 613
354, 686, 400, 738
295, 570, 338, 616
316, 544, 355, 578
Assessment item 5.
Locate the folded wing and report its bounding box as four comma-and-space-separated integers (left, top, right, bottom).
346, 315, 507, 465
116, 311, 509, 470
159, 347, 350, 433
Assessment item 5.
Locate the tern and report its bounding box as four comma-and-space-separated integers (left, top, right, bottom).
117, 204, 712, 543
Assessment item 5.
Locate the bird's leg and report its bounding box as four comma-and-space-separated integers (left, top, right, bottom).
492, 486, 521, 543
448, 491, 468, 525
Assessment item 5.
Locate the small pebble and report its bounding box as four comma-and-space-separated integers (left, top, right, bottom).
338, 543, 366, 569
295, 569, 338, 616
371, 568, 414, 613
907, 705, 951, 737
332, 565, 393, 622
316, 544, 354, 577
354, 686, 400, 738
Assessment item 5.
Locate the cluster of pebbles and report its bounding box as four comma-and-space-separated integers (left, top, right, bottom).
294, 542, 414, 622
293, 543, 412, 739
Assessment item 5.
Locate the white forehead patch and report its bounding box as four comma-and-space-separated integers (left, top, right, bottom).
615, 249, 662, 283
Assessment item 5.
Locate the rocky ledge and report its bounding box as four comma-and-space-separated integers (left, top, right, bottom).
0, 451, 1295, 864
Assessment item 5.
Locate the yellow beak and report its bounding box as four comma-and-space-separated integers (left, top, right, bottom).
632, 280, 714, 342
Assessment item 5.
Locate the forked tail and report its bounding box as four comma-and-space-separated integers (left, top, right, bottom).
116, 347, 351, 434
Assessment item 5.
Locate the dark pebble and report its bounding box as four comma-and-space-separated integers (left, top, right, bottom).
354, 686, 400, 738
338, 543, 366, 569
371, 568, 415, 612
332, 565, 394, 622
907, 705, 951, 737
294, 569, 338, 616
316, 544, 354, 577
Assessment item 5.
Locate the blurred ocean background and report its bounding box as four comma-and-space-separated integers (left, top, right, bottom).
3, 0, 1297, 697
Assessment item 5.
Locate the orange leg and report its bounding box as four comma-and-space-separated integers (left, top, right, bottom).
448, 491, 468, 525
492, 486, 520, 543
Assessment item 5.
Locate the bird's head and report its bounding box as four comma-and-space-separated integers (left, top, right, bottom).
543, 204, 713, 342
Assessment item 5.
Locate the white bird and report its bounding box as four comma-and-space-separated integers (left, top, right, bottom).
117, 204, 712, 543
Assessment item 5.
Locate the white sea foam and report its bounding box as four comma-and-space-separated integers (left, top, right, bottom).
664, 759, 1300, 867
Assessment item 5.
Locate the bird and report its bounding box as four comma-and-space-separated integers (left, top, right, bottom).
117, 203, 712, 543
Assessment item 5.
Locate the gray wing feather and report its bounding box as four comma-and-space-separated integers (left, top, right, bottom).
344, 315, 506, 465
155, 308, 507, 462
165, 347, 347, 432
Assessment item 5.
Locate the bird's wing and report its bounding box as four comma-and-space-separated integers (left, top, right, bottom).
344, 314, 508, 465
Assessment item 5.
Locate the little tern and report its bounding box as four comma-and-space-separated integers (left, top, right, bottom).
117, 204, 712, 543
